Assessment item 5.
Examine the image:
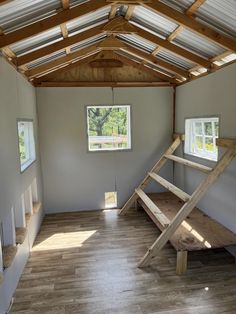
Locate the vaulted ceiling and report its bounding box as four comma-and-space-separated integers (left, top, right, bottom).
0, 0, 235, 87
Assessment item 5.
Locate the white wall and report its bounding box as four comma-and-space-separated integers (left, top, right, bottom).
175, 63, 236, 233
37, 87, 174, 213
0, 57, 43, 314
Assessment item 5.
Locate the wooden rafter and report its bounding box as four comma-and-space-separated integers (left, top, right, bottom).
144, 1, 236, 52
36, 81, 171, 87
167, 25, 184, 42
119, 44, 189, 78
136, 26, 211, 68
186, 0, 206, 16
61, 0, 70, 10
25, 45, 101, 78
115, 51, 177, 84
125, 5, 135, 20
17, 25, 106, 67
109, 4, 118, 19
0, 0, 109, 48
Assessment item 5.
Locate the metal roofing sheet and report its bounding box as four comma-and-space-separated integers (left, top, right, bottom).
0, 0, 61, 33
196, 0, 236, 39
66, 6, 111, 36
159, 0, 195, 12
10, 26, 62, 56
173, 28, 226, 59
27, 50, 66, 69
131, 5, 178, 39
157, 49, 195, 69
70, 33, 107, 52
117, 33, 156, 53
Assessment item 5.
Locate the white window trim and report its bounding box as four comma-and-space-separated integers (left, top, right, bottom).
185, 117, 219, 162
86, 105, 132, 152
17, 120, 36, 172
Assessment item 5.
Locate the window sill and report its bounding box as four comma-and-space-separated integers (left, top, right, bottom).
20, 158, 36, 173
184, 152, 217, 163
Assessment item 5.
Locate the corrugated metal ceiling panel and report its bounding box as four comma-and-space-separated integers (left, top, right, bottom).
70, 33, 107, 52
67, 6, 110, 36
27, 50, 66, 69
131, 5, 178, 39
159, 0, 195, 12
173, 28, 226, 59
0, 0, 61, 33
10, 27, 62, 56
196, 0, 236, 39
117, 34, 156, 53
157, 49, 195, 69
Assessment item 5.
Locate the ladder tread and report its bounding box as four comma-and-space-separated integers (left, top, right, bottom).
135, 188, 170, 228
165, 154, 212, 173
148, 172, 191, 202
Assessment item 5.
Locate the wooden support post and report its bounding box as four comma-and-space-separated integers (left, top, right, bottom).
176, 251, 188, 275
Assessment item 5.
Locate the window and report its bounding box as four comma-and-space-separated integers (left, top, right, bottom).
87, 105, 131, 151
105, 192, 117, 209
185, 117, 219, 161
17, 120, 36, 172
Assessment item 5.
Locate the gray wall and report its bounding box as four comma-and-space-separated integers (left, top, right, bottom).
37, 87, 174, 213
0, 57, 43, 314
175, 63, 236, 233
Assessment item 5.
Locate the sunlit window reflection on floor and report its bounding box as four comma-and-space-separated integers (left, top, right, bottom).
32, 230, 97, 251
181, 220, 212, 248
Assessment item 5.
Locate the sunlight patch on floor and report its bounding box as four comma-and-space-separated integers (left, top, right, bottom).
32, 230, 97, 251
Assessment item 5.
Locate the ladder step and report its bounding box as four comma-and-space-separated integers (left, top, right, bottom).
135, 189, 170, 228
148, 172, 191, 202
165, 155, 212, 173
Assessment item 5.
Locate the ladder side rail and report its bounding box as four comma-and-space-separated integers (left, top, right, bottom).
138, 146, 236, 267
119, 136, 182, 215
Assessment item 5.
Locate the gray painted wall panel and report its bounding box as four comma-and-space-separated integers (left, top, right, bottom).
36, 87, 174, 213
175, 63, 236, 233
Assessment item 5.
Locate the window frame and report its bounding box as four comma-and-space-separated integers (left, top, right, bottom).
86, 104, 132, 153
17, 119, 36, 173
184, 116, 219, 162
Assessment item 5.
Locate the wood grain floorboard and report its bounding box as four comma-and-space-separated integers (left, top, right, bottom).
10, 209, 236, 313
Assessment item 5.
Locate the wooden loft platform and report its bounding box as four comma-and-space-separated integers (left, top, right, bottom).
120, 134, 236, 274
138, 192, 236, 252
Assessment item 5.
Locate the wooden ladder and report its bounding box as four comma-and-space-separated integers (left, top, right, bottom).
119, 134, 236, 268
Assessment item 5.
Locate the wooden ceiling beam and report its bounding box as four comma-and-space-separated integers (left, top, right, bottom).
109, 5, 118, 19
61, 0, 70, 10
120, 44, 189, 78
167, 25, 184, 42
144, 1, 236, 52
185, 0, 206, 16
33, 53, 100, 84
17, 24, 105, 67
136, 25, 211, 68
115, 52, 177, 84
36, 81, 171, 87
0, 0, 108, 48
25, 45, 101, 78
125, 5, 135, 20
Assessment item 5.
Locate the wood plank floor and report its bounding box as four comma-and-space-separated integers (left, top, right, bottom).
10, 209, 236, 314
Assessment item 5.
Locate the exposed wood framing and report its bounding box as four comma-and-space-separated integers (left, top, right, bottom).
115, 54, 176, 84
167, 25, 184, 42
36, 81, 171, 87
186, 0, 206, 16
98, 36, 127, 49
115, 52, 176, 83
144, 1, 236, 52
61, 0, 70, 10
152, 46, 162, 56
125, 5, 135, 20
103, 16, 137, 34
109, 5, 118, 19
0, 0, 109, 48
17, 24, 105, 67
120, 43, 189, 78
25, 45, 101, 78
136, 26, 211, 68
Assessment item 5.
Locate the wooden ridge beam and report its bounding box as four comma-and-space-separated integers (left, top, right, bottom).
25, 45, 101, 78
35, 81, 171, 87
144, 1, 236, 52
115, 51, 177, 84
0, 0, 108, 48
136, 26, 211, 68
17, 24, 106, 67
186, 0, 206, 16
120, 44, 189, 78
